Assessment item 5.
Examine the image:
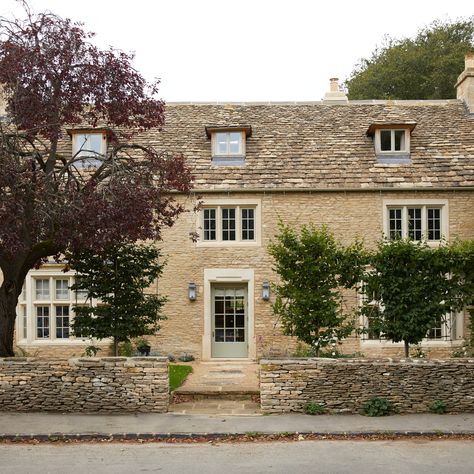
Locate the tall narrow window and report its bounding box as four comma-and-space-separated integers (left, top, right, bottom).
55, 306, 70, 339
222, 208, 236, 241
427, 208, 441, 241
241, 208, 255, 241
36, 306, 50, 338
388, 208, 402, 240
407, 207, 422, 240
203, 208, 217, 241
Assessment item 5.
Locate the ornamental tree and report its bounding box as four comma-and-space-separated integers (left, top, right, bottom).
0, 4, 192, 356
68, 243, 166, 357
346, 18, 474, 100
268, 223, 365, 356
360, 239, 471, 358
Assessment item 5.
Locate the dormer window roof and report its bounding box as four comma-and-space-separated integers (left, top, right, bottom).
367, 122, 416, 164
205, 125, 252, 167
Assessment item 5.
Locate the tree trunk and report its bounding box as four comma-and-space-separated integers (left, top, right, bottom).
404, 340, 410, 358
0, 285, 19, 357
113, 337, 119, 356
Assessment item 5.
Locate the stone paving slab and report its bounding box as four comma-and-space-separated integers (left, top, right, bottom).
175, 362, 259, 395
168, 399, 261, 416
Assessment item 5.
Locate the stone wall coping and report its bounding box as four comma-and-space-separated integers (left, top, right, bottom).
0, 356, 168, 365
260, 357, 474, 365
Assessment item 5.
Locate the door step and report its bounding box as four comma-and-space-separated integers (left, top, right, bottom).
172, 388, 260, 402
169, 392, 261, 415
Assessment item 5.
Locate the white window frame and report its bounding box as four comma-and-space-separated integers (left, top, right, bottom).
16, 266, 96, 346
375, 128, 410, 155
211, 131, 245, 157
383, 199, 448, 245
71, 131, 107, 168
197, 199, 261, 247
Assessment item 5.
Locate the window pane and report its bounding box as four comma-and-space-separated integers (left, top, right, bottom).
380, 130, 392, 151
236, 329, 245, 342
407, 208, 422, 240
222, 208, 236, 241
74, 133, 103, 168
36, 306, 50, 339
55, 279, 69, 300
388, 208, 402, 239
22, 306, 27, 339
228, 133, 241, 154
55, 305, 70, 339
241, 208, 255, 240
74, 277, 89, 300
216, 133, 228, 155
203, 208, 217, 241
225, 329, 235, 341
427, 208, 441, 241
215, 329, 224, 342
35, 279, 50, 300
427, 315, 443, 339
394, 130, 405, 151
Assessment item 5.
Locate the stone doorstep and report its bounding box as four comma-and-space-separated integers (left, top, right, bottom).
172, 389, 260, 402
167, 398, 262, 416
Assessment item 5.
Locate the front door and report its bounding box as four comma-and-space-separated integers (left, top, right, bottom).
211, 285, 248, 358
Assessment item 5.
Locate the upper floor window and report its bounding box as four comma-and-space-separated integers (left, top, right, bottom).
367, 122, 415, 164
198, 199, 261, 247
383, 200, 448, 243
205, 125, 251, 166
71, 130, 107, 168
214, 132, 244, 157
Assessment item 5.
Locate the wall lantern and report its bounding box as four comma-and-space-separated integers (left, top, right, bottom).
188, 282, 197, 301
262, 281, 270, 301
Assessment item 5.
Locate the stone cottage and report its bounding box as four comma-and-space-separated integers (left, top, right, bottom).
14, 54, 474, 360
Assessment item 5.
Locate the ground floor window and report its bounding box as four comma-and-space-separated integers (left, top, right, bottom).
16, 269, 90, 344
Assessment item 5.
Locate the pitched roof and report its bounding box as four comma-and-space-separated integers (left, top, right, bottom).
128, 100, 474, 190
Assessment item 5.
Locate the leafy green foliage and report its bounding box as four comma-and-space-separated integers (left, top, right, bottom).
346, 18, 474, 99
429, 400, 447, 414
303, 401, 326, 415
269, 223, 365, 355
362, 397, 393, 417
360, 239, 471, 357
169, 364, 193, 392
69, 243, 166, 356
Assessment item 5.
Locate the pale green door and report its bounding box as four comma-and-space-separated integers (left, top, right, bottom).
211, 285, 248, 358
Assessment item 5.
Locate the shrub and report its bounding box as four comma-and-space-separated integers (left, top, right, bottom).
362, 397, 393, 417
430, 400, 447, 414
84, 345, 101, 357
304, 401, 326, 415
178, 353, 195, 362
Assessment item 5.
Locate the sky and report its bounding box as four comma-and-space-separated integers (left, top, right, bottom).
2, 0, 473, 102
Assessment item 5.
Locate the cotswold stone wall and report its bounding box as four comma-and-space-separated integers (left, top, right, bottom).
260, 358, 474, 414
0, 357, 169, 413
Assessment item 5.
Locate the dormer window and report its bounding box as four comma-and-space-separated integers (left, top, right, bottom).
380, 129, 407, 152
367, 122, 415, 164
70, 130, 107, 168
205, 125, 252, 166
214, 131, 244, 157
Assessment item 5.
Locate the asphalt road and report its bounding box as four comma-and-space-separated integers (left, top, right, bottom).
1, 440, 474, 473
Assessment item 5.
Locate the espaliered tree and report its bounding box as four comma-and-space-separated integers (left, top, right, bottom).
360, 239, 471, 358
68, 243, 166, 357
269, 223, 365, 356
0, 3, 192, 356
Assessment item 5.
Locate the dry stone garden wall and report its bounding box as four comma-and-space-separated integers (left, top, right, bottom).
260, 358, 474, 414
0, 357, 169, 413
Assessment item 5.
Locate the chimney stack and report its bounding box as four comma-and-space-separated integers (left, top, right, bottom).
455, 52, 474, 113
323, 77, 348, 104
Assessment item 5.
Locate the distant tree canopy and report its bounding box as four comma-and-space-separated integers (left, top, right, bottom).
345, 18, 474, 100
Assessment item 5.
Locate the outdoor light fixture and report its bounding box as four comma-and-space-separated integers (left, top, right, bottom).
188, 282, 197, 301
262, 280, 270, 301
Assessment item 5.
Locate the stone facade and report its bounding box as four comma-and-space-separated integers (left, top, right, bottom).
260, 358, 474, 414
0, 357, 169, 413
